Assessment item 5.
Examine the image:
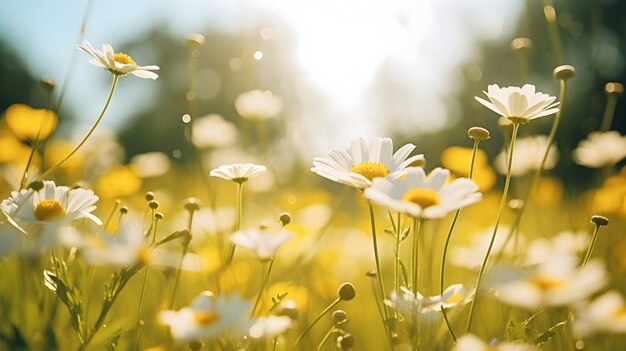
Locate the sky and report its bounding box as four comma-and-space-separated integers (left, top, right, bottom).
0, 0, 521, 155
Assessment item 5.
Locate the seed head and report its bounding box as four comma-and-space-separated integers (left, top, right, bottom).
553, 65, 575, 80
591, 215, 609, 227
332, 310, 347, 323
148, 200, 160, 210
145, 192, 155, 201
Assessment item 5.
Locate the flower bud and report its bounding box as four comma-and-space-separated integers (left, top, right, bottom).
28, 181, 44, 191
278, 212, 292, 226
553, 65, 575, 80
337, 282, 356, 301
155, 212, 164, 220
338, 334, 355, 349
120, 206, 129, 214
605, 82, 624, 95
184, 197, 200, 212
40, 77, 56, 92
332, 310, 347, 323
186, 33, 205, 49
591, 215, 609, 227
148, 200, 160, 210
468, 126, 490, 141
145, 192, 155, 201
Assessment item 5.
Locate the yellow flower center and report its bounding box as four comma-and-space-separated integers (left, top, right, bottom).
527, 275, 564, 291
349, 162, 390, 181
193, 311, 220, 326
33, 199, 66, 221
613, 306, 626, 319
402, 188, 441, 209
445, 292, 463, 304
114, 52, 135, 65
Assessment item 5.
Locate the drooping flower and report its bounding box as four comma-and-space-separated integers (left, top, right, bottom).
235, 90, 283, 120
209, 163, 267, 183
311, 137, 425, 189
77, 40, 159, 79
475, 84, 559, 123
1, 180, 102, 225
364, 167, 481, 219
494, 255, 607, 309
455, 334, 539, 351
230, 227, 294, 260
159, 292, 252, 342
573, 131, 626, 168
574, 290, 626, 337
494, 135, 558, 176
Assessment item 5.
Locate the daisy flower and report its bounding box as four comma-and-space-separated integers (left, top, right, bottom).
235, 89, 283, 121
525, 231, 589, 265
385, 284, 470, 316
191, 114, 238, 149
230, 227, 294, 260
475, 84, 559, 123
573, 131, 626, 168
494, 254, 607, 309
159, 292, 252, 342
210, 163, 267, 183
494, 135, 558, 176
311, 137, 425, 189
455, 334, 539, 351
77, 40, 159, 79
364, 167, 481, 219
248, 316, 292, 339
78, 222, 150, 266
1, 180, 102, 225
574, 290, 626, 337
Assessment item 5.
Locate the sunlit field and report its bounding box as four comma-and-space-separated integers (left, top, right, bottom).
1, 1, 626, 350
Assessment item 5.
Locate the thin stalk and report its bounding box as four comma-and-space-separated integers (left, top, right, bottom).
169, 208, 196, 309
226, 181, 244, 264
20, 89, 53, 189
135, 216, 159, 350
251, 258, 275, 317
315, 327, 336, 351
37, 75, 119, 181
411, 219, 421, 295
467, 122, 520, 333
394, 212, 401, 319
289, 298, 340, 351
542, 0, 564, 65
600, 93, 618, 131
367, 202, 391, 331
103, 200, 121, 231
582, 223, 602, 268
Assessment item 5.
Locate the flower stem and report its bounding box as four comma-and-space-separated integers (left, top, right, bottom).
600, 92, 618, 132
289, 298, 340, 351
37, 75, 119, 182
169, 208, 195, 309
20, 89, 53, 189
394, 212, 401, 319
367, 201, 391, 331
251, 258, 274, 317
466, 122, 520, 333
226, 181, 244, 264
582, 223, 602, 268
411, 218, 421, 295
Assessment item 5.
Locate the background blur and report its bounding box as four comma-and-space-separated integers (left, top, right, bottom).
0, 0, 625, 186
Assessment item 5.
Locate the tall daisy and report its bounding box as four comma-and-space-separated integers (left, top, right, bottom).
311, 137, 424, 189
573, 131, 626, 168
475, 84, 559, 124
364, 167, 481, 219
77, 40, 159, 79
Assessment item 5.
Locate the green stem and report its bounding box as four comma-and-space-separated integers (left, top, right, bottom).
394, 212, 401, 319
289, 298, 340, 351
315, 327, 336, 351
411, 219, 421, 295
582, 223, 602, 268
169, 210, 195, 309
37, 75, 119, 182
367, 202, 391, 329
542, 0, 564, 65
20, 89, 53, 189
600, 93, 618, 131
226, 181, 244, 264
467, 122, 520, 333
251, 258, 274, 317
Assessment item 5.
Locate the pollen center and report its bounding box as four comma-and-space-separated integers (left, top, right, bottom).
193, 311, 220, 326
34, 199, 66, 221
527, 275, 564, 291
402, 188, 441, 209
445, 292, 463, 304
349, 162, 390, 181
114, 52, 135, 65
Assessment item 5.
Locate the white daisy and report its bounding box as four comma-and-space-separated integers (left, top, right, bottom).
364, 167, 481, 219
1, 180, 102, 225
76, 40, 159, 79
385, 284, 470, 316
573, 131, 626, 168
311, 137, 425, 189
475, 84, 559, 123
191, 114, 238, 149
159, 292, 252, 342
209, 163, 267, 183
230, 227, 294, 260
248, 316, 292, 339
455, 334, 539, 351
574, 290, 626, 337
494, 255, 607, 309
235, 89, 283, 120
494, 135, 558, 177
525, 231, 589, 265
78, 222, 150, 266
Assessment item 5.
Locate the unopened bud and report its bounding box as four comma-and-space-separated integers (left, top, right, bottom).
28, 181, 44, 191
120, 206, 129, 214
591, 215, 609, 227
338, 334, 355, 349
40, 77, 56, 91
511, 38, 533, 53
184, 198, 200, 212
553, 65, 575, 80
337, 282, 356, 301
145, 192, 155, 201
155, 212, 164, 220
148, 200, 159, 210
468, 126, 490, 141
332, 310, 347, 323
186, 33, 205, 49
278, 212, 292, 226
605, 82, 624, 95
